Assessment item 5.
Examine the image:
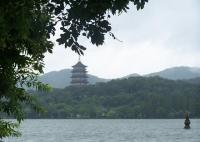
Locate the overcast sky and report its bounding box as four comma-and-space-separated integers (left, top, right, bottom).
44, 0, 200, 79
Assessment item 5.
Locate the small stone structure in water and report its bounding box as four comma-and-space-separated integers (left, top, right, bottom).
184, 112, 191, 129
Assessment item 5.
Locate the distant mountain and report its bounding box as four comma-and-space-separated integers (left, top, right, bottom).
122, 73, 140, 79
145, 66, 200, 80
39, 69, 108, 88
39, 66, 200, 88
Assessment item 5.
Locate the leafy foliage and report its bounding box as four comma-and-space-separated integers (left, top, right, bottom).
49, 0, 148, 54
0, 0, 148, 138
0, 0, 53, 137
25, 77, 200, 119
0, 120, 21, 138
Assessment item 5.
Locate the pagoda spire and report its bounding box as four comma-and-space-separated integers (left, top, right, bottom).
78, 55, 81, 62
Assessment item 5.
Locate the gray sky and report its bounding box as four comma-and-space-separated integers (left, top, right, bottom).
44, 0, 200, 79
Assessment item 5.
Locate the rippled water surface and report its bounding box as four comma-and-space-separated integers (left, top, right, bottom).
4, 119, 200, 142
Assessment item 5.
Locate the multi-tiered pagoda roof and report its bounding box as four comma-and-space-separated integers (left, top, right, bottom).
70, 59, 88, 86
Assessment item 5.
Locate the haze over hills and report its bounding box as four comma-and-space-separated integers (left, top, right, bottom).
121, 73, 140, 78
39, 69, 108, 88
146, 66, 200, 80
40, 66, 200, 88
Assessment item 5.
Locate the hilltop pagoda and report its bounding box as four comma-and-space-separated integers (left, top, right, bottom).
70, 57, 88, 86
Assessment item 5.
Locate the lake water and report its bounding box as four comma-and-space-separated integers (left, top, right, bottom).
4, 119, 200, 142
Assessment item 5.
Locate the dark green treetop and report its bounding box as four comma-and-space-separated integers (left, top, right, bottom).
0, 0, 148, 138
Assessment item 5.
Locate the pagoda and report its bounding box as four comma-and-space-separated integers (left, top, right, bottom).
70, 57, 88, 86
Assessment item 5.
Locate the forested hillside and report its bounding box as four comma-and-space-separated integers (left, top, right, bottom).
25, 77, 200, 119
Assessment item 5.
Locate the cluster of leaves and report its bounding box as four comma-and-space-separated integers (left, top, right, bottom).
48, 0, 148, 54
24, 77, 200, 119
0, 120, 21, 139
0, 0, 53, 138
0, 0, 148, 138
